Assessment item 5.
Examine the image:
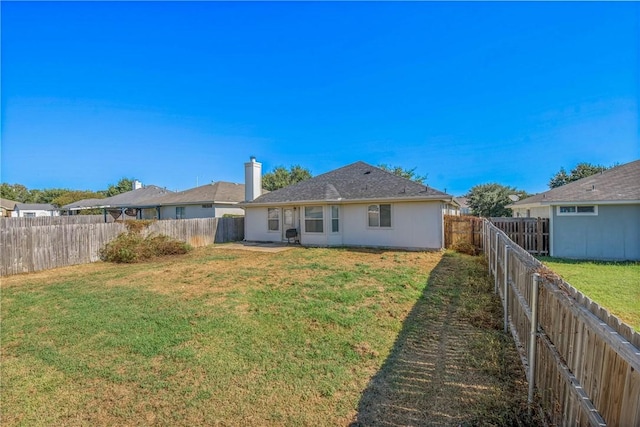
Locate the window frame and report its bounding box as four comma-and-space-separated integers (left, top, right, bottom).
367, 204, 392, 228
176, 206, 186, 219
556, 205, 598, 216
304, 206, 324, 233
330, 205, 339, 233
267, 208, 280, 232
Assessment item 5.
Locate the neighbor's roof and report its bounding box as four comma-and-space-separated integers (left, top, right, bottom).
15, 203, 57, 211
61, 185, 173, 210
0, 198, 18, 210
245, 161, 453, 205
511, 159, 640, 206
132, 182, 247, 206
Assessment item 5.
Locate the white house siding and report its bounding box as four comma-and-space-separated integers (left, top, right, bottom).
12, 209, 59, 218
157, 205, 244, 220
245, 201, 444, 250
552, 204, 640, 261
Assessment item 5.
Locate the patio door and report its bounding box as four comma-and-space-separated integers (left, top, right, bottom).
282, 208, 295, 241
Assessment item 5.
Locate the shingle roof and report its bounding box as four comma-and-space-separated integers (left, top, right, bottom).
245, 161, 452, 205
15, 203, 57, 211
0, 198, 18, 210
511, 159, 640, 206
60, 185, 173, 210
133, 182, 246, 206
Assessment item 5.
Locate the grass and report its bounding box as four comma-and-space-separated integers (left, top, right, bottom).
1, 246, 531, 426
539, 257, 640, 331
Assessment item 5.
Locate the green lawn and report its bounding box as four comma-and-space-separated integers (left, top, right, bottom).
1, 246, 530, 426
539, 257, 640, 331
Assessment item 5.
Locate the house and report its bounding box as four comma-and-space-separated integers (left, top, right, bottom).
455, 197, 471, 215
509, 159, 640, 260
133, 181, 250, 219
1, 198, 17, 217
11, 203, 59, 218
241, 158, 459, 250
60, 185, 173, 220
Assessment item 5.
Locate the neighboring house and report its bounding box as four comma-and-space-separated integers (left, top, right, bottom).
241, 158, 459, 250
1, 198, 17, 217
508, 159, 640, 260
11, 203, 59, 217
134, 181, 250, 219
60, 185, 173, 220
455, 197, 471, 215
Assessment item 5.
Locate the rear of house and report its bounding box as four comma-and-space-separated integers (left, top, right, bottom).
242, 159, 458, 250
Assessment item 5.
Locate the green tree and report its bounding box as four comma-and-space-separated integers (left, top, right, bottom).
102, 178, 135, 197
378, 164, 428, 184
466, 183, 529, 218
262, 165, 312, 191
0, 183, 31, 202
30, 188, 70, 204
548, 163, 611, 189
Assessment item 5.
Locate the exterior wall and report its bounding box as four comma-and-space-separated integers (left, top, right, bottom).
157, 204, 244, 220
552, 204, 640, 260
12, 209, 59, 218
511, 206, 551, 218
245, 201, 444, 250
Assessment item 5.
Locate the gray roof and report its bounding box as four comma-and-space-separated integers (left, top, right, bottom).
132, 182, 247, 207
511, 159, 640, 206
245, 161, 452, 205
61, 185, 173, 210
15, 203, 57, 211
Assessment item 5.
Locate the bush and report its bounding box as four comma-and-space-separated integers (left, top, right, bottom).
451, 241, 480, 256
100, 232, 191, 263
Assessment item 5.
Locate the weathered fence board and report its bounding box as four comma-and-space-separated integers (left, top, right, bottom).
443, 215, 483, 249
0, 217, 244, 276
0, 215, 113, 228
490, 217, 549, 255
485, 220, 640, 426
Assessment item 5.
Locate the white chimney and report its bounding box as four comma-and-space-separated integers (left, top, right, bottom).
244, 156, 262, 201
133, 180, 143, 190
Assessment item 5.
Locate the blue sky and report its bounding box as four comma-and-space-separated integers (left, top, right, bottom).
2, 2, 638, 196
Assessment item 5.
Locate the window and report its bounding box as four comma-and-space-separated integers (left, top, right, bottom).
25, 212, 36, 218
202, 204, 213, 208
331, 205, 339, 233
268, 208, 280, 231
368, 204, 391, 227
557, 205, 597, 216
305, 206, 323, 233
176, 207, 186, 219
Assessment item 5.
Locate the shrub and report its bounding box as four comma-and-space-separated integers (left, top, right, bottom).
451, 241, 479, 256
100, 232, 191, 263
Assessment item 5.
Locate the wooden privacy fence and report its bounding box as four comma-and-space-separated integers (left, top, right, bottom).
443, 215, 483, 248
0, 217, 245, 276
490, 217, 549, 255
0, 215, 113, 228
484, 220, 640, 426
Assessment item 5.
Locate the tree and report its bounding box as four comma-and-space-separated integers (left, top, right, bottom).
262, 165, 312, 191
0, 183, 31, 202
548, 163, 610, 189
101, 178, 135, 197
465, 183, 529, 218
378, 164, 427, 184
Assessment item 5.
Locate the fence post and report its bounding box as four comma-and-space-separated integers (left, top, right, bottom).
494, 231, 499, 294
528, 273, 541, 407
503, 245, 510, 334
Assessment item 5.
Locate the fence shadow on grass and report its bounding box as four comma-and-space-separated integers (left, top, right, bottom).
350, 252, 533, 427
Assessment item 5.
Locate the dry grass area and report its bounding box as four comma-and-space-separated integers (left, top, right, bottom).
1, 245, 534, 426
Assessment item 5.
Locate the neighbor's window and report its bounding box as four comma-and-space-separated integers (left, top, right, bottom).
268, 208, 280, 231
368, 204, 391, 227
557, 205, 597, 216
331, 205, 339, 233
176, 207, 186, 219
305, 206, 324, 233
25, 212, 36, 218
202, 204, 213, 208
